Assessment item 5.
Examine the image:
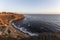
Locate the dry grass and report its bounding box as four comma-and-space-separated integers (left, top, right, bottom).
21, 33, 60, 40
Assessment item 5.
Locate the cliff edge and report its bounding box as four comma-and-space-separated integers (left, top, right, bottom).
0, 12, 29, 39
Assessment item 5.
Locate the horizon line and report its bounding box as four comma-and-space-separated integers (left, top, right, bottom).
0, 11, 60, 14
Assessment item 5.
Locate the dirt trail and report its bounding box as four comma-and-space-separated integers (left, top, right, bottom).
0, 12, 29, 39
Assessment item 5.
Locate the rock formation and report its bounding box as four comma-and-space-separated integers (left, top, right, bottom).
0, 12, 29, 39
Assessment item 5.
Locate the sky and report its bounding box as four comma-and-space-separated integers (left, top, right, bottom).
0, 0, 60, 14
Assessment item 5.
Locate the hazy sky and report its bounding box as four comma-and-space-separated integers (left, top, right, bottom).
0, 0, 60, 14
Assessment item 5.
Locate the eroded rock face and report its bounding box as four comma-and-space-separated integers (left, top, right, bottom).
0, 12, 29, 39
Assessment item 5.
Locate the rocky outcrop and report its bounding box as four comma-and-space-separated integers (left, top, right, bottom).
0, 12, 29, 39
21, 33, 60, 40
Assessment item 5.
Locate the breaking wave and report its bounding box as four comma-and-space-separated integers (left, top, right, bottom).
12, 22, 39, 36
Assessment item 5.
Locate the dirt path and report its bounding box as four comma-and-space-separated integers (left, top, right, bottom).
0, 12, 29, 38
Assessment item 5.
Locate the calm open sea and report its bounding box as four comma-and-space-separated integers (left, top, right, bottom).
24, 14, 60, 26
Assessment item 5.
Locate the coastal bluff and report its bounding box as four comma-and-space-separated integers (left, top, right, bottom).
0, 12, 29, 39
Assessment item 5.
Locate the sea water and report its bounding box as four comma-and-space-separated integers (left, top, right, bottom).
12, 14, 60, 36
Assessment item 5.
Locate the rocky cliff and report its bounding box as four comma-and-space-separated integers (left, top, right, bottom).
0, 12, 29, 39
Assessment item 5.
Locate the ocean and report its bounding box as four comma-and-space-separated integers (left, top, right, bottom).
24, 14, 60, 25
12, 14, 60, 36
